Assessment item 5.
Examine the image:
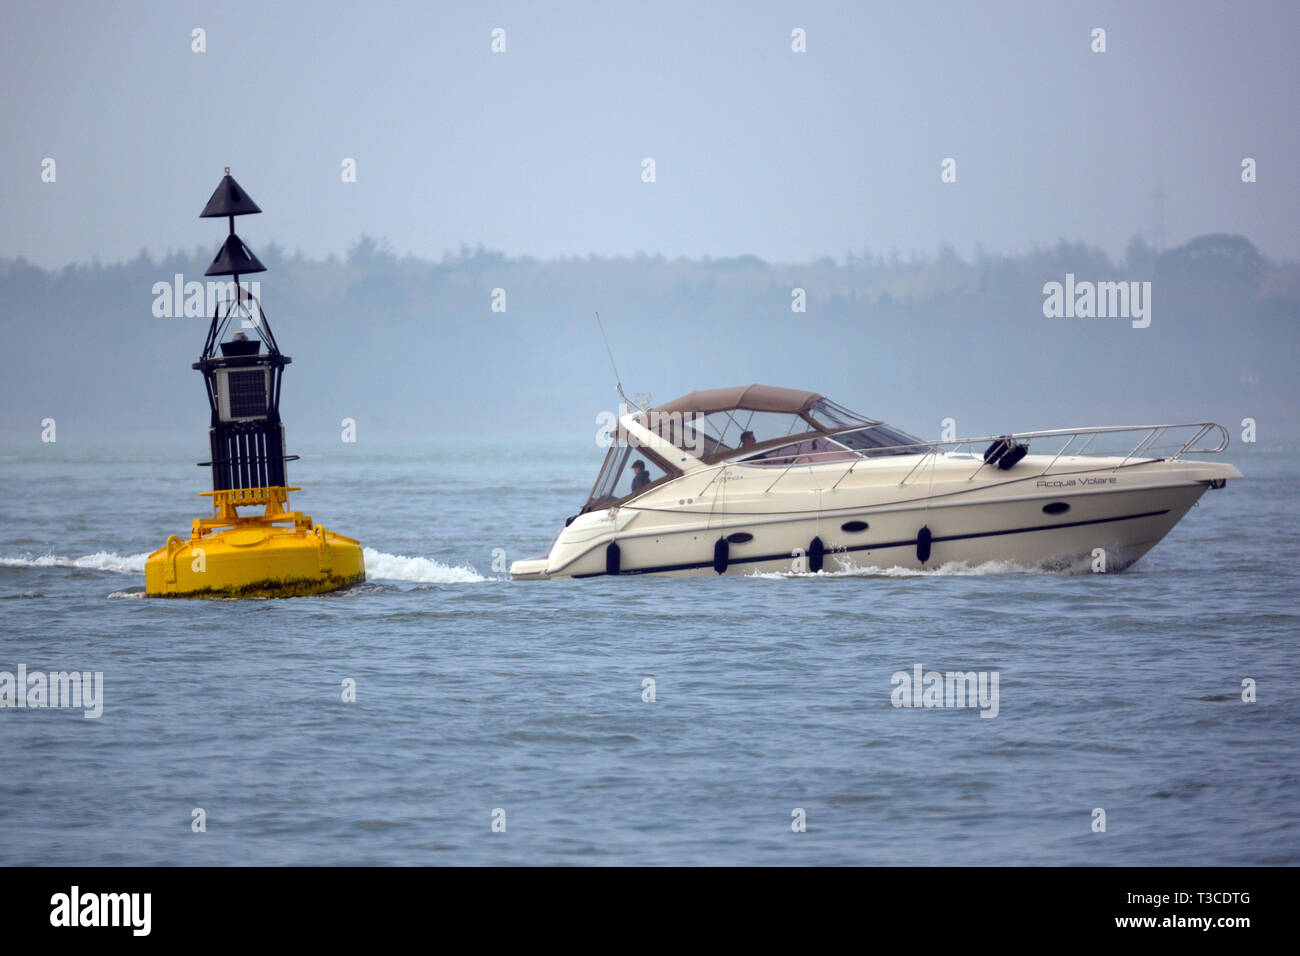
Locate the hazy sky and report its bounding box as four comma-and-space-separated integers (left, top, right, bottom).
3, 0, 1296, 268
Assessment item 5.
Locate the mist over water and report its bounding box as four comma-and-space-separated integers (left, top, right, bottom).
2, 234, 1297, 450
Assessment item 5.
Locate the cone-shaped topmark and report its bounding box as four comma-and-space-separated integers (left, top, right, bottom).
200, 170, 262, 218
205, 233, 267, 276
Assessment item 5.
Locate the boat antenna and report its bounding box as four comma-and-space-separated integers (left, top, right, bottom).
595, 311, 630, 406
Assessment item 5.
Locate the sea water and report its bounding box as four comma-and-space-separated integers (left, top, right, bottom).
1, 442, 1296, 865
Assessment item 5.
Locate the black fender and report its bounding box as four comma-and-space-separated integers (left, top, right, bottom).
713, 537, 729, 575
997, 444, 1028, 470
808, 536, 825, 573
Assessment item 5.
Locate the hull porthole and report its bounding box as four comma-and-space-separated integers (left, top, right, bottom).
1042, 501, 1070, 515
841, 520, 869, 533
725, 531, 753, 544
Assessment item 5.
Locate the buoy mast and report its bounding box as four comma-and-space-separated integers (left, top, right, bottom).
194, 169, 294, 507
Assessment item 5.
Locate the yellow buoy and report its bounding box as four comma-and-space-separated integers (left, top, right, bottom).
146, 487, 364, 598
145, 168, 365, 598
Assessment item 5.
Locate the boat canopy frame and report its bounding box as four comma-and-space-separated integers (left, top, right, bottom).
644, 389, 901, 467
580, 386, 922, 512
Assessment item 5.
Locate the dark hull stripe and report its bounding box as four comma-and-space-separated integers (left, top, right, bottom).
572, 508, 1171, 578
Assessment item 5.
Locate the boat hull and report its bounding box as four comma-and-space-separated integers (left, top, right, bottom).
512, 454, 1240, 580
525, 486, 1200, 578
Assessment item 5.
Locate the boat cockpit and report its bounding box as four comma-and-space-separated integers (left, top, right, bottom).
581, 385, 930, 514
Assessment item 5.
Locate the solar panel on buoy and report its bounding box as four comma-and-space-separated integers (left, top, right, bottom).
225, 370, 268, 418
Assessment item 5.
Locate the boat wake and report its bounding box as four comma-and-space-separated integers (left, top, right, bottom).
361, 548, 486, 584
747, 558, 1055, 579
0, 551, 149, 574
2, 548, 487, 585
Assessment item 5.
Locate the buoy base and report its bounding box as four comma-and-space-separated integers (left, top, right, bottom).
145, 487, 365, 598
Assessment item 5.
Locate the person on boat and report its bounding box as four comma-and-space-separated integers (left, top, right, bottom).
630, 460, 651, 492
739, 431, 757, 449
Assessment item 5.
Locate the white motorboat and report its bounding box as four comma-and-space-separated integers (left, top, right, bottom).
509, 385, 1241, 580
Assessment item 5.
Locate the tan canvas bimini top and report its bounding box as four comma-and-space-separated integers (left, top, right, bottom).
652, 384, 823, 416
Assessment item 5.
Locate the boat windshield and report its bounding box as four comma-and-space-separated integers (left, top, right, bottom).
741, 435, 859, 466
806, 398, 874, 431
738, 424, 931, 466
831, 423, 933, 456
655, 409, 812, 457
582, 438, 675, 513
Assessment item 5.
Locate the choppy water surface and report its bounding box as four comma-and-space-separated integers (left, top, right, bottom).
1, 443, 1297, 865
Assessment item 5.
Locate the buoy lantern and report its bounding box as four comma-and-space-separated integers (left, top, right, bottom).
145, 169, 365, 597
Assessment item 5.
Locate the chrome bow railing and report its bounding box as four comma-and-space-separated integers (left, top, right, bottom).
739, 421, 1230, 492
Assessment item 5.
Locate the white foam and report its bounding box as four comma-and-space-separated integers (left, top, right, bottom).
748, 558, 1047, 579
362, 548, 486, 583
0, 551, 149, 574
1, 548, 489, 584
